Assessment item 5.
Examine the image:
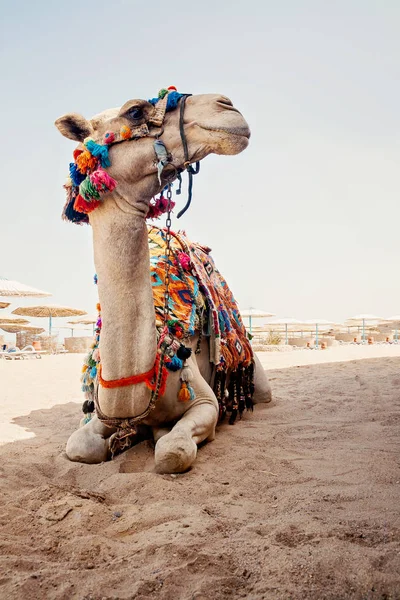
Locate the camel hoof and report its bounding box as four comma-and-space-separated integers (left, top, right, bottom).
154, 432, 197, 474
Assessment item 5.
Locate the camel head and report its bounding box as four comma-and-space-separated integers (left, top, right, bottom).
55, 88, 250, 222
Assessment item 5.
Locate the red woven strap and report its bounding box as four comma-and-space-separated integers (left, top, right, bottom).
98, 363, 156, 389
98, 354, 168, 398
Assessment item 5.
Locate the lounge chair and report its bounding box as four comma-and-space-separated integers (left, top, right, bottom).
0, 345, 46, 360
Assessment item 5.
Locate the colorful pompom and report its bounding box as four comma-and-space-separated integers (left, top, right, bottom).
165, 355, 183, 372
147, 196, 176, 220
168, 86, 177, 91
69, 163, 86, 187
103, 131, 115, 145
158, 88, 168, 99
90, 168, 117, 193
120, 125, 131, 140
84, 138, 111, 168
177, 344, 192, 360
79, 177, 101, 201
74, 194, 101, 214
76, 150, 98, 174
73, 148, 83, 161
177, 252, 191, 270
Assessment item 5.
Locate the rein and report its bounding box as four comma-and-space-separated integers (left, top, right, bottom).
176, 94, 200, 219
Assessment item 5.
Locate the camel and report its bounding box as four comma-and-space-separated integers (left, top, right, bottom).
55, 88, 272, 474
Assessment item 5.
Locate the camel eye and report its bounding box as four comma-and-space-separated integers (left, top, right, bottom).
127, 107, 143, 120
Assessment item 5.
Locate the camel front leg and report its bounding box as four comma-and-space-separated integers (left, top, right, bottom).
154, 376, 218, 474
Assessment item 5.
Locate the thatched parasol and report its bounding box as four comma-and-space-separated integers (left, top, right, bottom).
0, 324, 45, 334
0, 276, 51, 298
12, 305, 87, 334
0, 302, 10, 309
0, 317, 30, 325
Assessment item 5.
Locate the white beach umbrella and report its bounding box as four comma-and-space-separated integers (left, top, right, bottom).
346, 314, 382, 343
68, 315, 98, 335
58, 324, 92, 337
240, 307, 275, 333
381, 316, 400, 342
263, 318, 302, 345
0, 276, 51, 298
302, 319, 338, 348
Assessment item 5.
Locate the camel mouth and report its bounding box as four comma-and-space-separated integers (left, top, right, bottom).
196, 123, 251, 139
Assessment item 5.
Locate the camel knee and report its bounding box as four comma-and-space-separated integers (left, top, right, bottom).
66, 426, 109, 464
154, 431, 197, 474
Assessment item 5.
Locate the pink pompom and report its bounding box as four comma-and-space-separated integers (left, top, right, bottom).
178, 252, 191, 270
90, 168, 117, 193
146, 196, 176, 220
103, 131, 115, 145
92, 348, 100, 362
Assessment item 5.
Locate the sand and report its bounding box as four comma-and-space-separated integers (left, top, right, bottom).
0, 349, 399, 599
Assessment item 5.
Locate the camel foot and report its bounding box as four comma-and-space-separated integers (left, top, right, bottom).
154, 430, 197, 474
66, 415, 114, 464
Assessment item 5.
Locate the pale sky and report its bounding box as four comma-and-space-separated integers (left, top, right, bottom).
1, 0, 399, 336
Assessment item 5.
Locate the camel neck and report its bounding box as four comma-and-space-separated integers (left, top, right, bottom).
91, 208, 157, 418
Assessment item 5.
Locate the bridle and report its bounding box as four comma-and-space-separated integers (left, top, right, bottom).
175, 94, 200, 219
63, 89, 201, 223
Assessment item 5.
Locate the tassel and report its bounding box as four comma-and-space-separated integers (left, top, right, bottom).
245, 396, 254, 411
229, 408, 238, 425
82, 399, 95, 414
62, 186, 89, 224
90, 366, 97, 378
177, 344, 192, 360
84, 138, 111, 168
180, 364, 193, 382
74, 194, 101, 214
69, 162, 86, 186
178, 381, 195, 402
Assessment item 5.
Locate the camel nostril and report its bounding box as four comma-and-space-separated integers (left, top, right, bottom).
217, 96, 233, 107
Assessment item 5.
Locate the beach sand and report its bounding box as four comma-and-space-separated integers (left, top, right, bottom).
0, 349, 399, 599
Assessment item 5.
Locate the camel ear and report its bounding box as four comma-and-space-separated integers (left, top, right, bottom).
54, 113, 93, 142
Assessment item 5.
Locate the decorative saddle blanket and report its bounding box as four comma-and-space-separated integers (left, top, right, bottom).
82, 226, 254, 424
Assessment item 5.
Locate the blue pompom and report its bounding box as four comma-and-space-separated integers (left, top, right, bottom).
69, 162, 86, 186
166, 91, 183, 110
148, 91, 184, 112
90, 366, 97, 378
166, 355, 183, 372
85, 140, 110, 168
